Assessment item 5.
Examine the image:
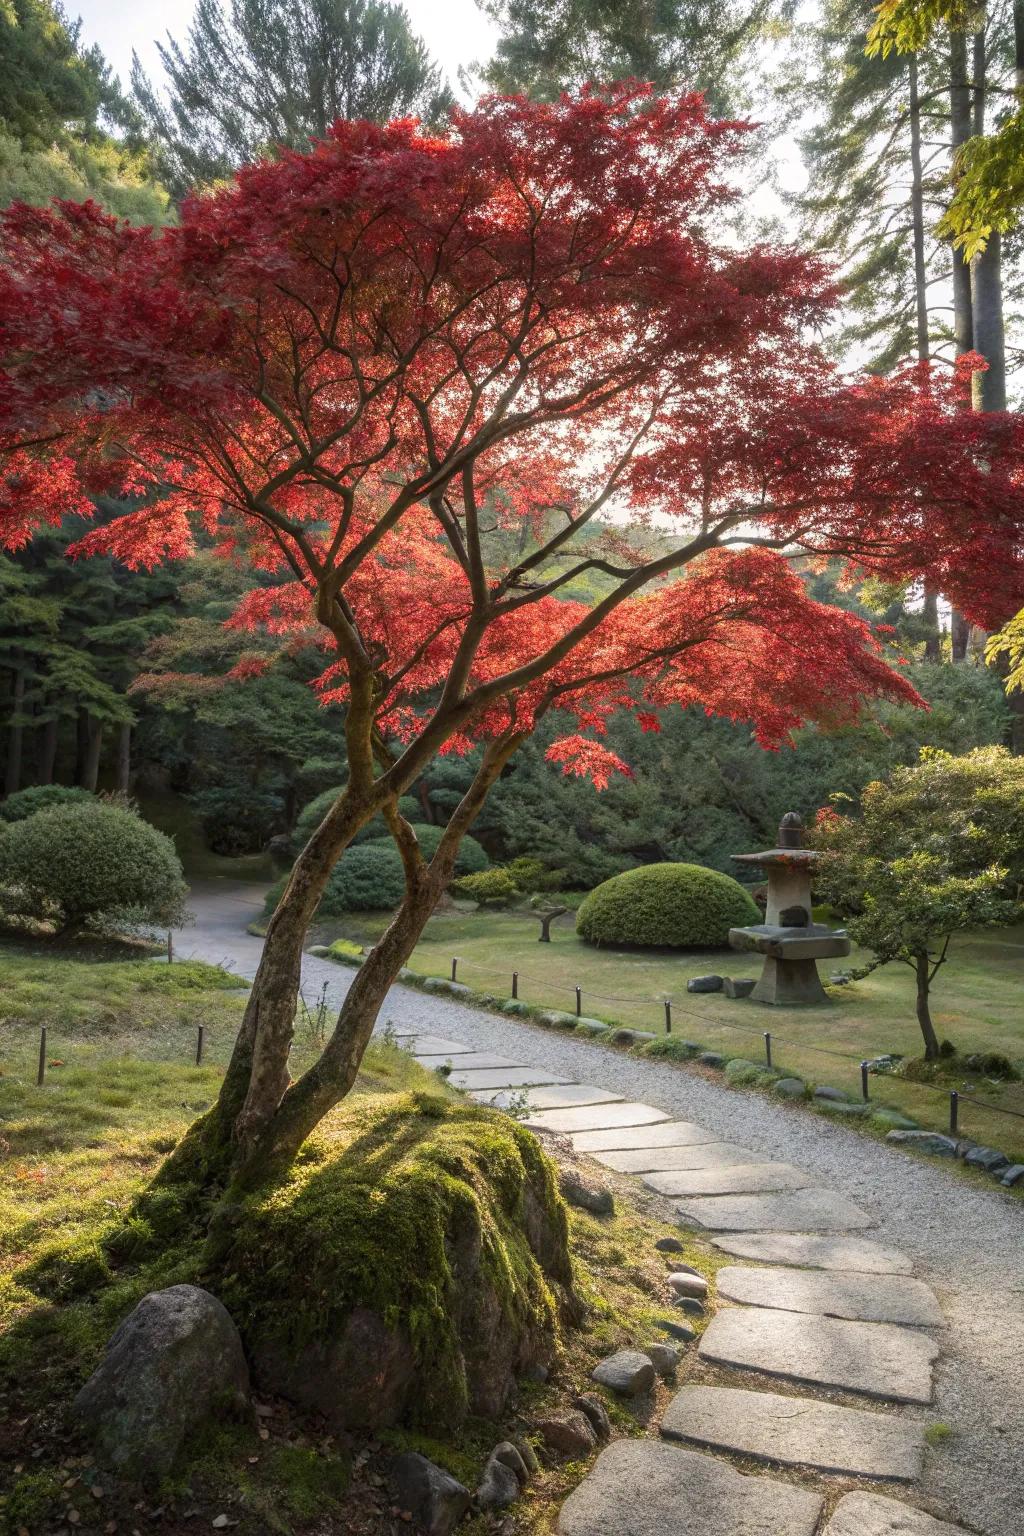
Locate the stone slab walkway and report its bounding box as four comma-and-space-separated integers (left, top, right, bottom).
642, 1161, 814, 1197
674, 1187, 876, 1232
716, 1264, 945, 1326
708, 1232, 916, 1274
826, 1492, 972, 1536
592, 1141, 766, 1173
661, 1383, 926, 1480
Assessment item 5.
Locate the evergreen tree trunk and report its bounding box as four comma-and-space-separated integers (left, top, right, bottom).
949, 29, 974, 662
75, 710, 90, 786
81, 715, 102, 792
115, 721, 131, 794
37, 712, 57, 785
5, 666, 25, 796
915, 951, 940, 1061
910, 57, 941, 660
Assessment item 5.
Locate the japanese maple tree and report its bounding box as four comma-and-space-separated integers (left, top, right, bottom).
3, 85, 1023, 1185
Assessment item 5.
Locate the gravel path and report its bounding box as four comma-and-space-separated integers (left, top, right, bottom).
176, 883, 1024, 1536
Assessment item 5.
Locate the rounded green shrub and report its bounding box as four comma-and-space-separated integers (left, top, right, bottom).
452, 867, 519, 906
319, 844, 407, 914
576, 862, 760, 949
364, 825, 487, 877
293, 784, 347, 849
0, 784, 94, 822
0, 802, 188, 934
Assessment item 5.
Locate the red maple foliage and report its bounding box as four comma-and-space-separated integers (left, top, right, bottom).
2, 85, 1022, 1167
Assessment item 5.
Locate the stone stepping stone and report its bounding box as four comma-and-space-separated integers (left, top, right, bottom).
710, 1232, 914, 1275
406, 1035, 480, 1057
570, 1120, 715, 1153
717, 1265, 943, 1327
644, 1163, 814, 1198
699, 1307, 938, 1404
557, 1439, 822, 1536
446, 1065, 569, 1089
593, 1142, 769, 1174
676, 1188, 874, 1233
526, 1101, 670, 1135
825, 1492, 969, 1536
661, 1383, 925, 1481
471, 1084, 624, 1111
423, 1051, 524, 1072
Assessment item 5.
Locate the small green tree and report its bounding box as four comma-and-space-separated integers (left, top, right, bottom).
0, 801, 188, 935
814, 747, 1024, 1060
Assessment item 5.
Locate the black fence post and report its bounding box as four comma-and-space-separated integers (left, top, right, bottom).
664, 1000, 672, 1034
167, 931, 173, 964
37, 1026, 47, 1087
196, 1024, 205, 1066
860, 1060, 870, 1102
764, 1031, 772, 1069
450, 957, 458, 983
512, 971, 519, 999
949, 1090, 959, 1135
575, 985, 582, 1017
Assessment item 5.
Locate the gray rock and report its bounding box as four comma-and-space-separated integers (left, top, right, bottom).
307, 944, 330, 957
963, 1145, 1010, 1174
1000, 1163, 1024, 1187
642, 1343, 680, 1378
591, 1348, 656, 1395
709, 1232, 914, 1274
886, 1131, 960, 1157
513, 1437, 540, 1474
490, 1441, 530, 1484
667, 1271, 708, 1297
475, 1457, 520, 1510
661, 1384, 925, 1481
676, 1188, 874, 1233
700, 1306, 938, 1403
687, 975, 724, 993
869, 1109, 919, 1130
538, 1010, 579, 1030
573, 1394, 612, 1441
571, 1121, 714, 1153
825, 1492, 970, 1536
559, 1167, 615, 1215
698, 1051, 727, 1067
675, 1297, 705, 1317
654, 1235, 685, 1253
526, 1102, 669, 1135
655, 1316, 696, 1342
391, 1452, 471, 1536
609, 1027, 657, 1045
815, 1099, 870, 1117
723, 977, 757, 998
716, 1265, 943, 1326
813, 1085, 849, 1102
773, 1077, 806, 1099
421, 977, 472, 998
601, 1141, 767, 1175
644, 1161, 813, 1198
502, 999, 530, 1015
71, 1284, 248, 1482
537, 1411, 598, 1458
557, 1439, 823, 1536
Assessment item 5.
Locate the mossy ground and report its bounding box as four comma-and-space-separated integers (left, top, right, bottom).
0, 943, 717, 1536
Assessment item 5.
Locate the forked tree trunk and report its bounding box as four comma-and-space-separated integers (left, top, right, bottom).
915, 951, 940, 1061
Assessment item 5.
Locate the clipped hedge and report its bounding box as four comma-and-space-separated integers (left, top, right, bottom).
0, 784, 95, 822
576, 862, 760, 949
363, 825, 488, 877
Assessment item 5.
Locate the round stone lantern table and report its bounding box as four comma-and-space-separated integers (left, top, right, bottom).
728, 813, 851, 1006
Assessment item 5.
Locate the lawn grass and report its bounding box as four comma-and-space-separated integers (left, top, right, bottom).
326, 906, 1024, 1162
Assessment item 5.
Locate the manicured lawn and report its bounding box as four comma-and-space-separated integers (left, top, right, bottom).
329, 906, 1024, 1161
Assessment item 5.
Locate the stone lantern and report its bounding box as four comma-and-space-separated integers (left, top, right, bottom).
728, 813, 851, 1006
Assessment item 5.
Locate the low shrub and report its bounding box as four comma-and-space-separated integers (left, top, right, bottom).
452, 867, 519, 906
363, 825, 488, 876
0, 784, 95, 822
576, 862, 760, 949
319, 844, 407, 914
0, 802, 188, 934
188, 784, 285, 855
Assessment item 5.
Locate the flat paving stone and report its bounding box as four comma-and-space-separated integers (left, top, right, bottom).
557, 1438, 822, 1536
446, 1066, 570, 1089
406, 1035, 480, 1057
699, 1306, 938, 1404
644, 1162, 814, 1198
717, 1265, 943, 1327
676, 1188, 874, 1233
593, 1142, 770, 1175
426, 1051, 524, 1072
709, 1232, 914, 1275
570, 1120, 715, 1153
661, 1384, 925, 1481
825, 1493, 970, 1536
471, 1083, 624, 1110
526, 1101, 670, 1135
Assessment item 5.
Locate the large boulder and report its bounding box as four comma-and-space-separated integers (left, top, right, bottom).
391, 1452, 470, 1536
72, 1285, 248, 1482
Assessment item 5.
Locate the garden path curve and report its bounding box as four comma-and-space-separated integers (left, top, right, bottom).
175, 883, 1024, 1536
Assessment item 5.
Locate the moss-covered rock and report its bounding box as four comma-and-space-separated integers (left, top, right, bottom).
217, 1095, 577, 1434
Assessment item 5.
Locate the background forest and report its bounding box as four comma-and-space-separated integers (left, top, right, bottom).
1, 0, 1022, 885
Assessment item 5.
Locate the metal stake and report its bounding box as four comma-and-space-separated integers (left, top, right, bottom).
575, 985, 582, 1017
764, 1031, 772, 1069
664, 1000, 672, 1034
512, 971, 518, 999
860, 1060, 870, 1102
196, 1024, 205, 1066
37, 1026, 47, 1087
949, 1090, 959, 1135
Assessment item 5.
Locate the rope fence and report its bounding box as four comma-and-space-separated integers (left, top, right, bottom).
444, 952, 1024, 1139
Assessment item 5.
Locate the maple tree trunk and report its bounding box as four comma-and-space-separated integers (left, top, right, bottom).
915, 952, 940, 1062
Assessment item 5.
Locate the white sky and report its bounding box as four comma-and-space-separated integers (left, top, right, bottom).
72, 0, 499, 97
